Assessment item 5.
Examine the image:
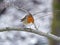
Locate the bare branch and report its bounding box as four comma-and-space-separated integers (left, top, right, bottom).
0, 27, 60, 41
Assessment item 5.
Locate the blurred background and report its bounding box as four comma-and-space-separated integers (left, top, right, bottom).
0, 0, 59, 45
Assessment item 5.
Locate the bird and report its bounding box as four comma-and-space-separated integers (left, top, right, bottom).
21, 13, 38, 30
21, 13, 34, 24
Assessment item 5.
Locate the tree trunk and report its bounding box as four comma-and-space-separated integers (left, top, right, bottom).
51, 0, 60, 45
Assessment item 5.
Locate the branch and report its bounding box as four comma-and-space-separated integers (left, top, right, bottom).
0, 27, 60, 41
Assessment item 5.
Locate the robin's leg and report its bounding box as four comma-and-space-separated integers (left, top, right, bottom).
33, 23, 38, 30
28, 23, 33, 29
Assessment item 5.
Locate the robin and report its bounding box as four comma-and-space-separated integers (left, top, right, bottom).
21, 13, 38, 30
21, 13, 34, 24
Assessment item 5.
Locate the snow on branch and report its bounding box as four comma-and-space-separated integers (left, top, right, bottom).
0, 27, 60, 41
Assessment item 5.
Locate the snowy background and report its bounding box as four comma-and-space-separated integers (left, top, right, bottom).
0, 0, 53, 45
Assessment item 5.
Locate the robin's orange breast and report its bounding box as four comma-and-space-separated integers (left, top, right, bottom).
27, 15, 34, 23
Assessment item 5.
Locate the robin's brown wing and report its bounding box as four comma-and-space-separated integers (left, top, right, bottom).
21, 15, 27, 22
